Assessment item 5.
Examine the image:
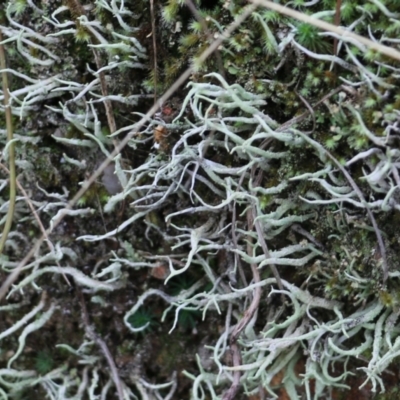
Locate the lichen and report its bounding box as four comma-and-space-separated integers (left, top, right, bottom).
1, 0, 400, 399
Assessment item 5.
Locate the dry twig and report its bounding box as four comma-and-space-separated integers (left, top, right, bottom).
77, 288, 125, 400
222, 209, 262, 400
0, 29, 16, 255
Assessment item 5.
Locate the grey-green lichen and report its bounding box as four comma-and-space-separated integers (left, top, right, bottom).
1, 0, 400, 399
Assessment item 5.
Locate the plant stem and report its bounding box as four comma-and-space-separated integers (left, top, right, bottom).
0, 29, 16, 255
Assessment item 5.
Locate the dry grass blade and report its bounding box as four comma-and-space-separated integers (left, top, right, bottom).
333, 0, 342, 56
0, 163, 71, 286
150, 0, 158, 103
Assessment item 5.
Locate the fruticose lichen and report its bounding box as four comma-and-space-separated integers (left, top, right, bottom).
1, 0, 400, 399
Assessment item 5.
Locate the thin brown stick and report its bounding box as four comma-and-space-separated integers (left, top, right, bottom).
253, 214, 283, 291
0, 29, 16, 255
0, 163, 71, 286
277, 85, 344, 132
222, 208, 262, 400
231, 172, 249, 288
249, 140, 284, 292
325, 151, 388, 282
77, 289, 125, 400
333, 0, 342, 56
184, 0, 226, 79
279, 85, 388, 281
294, 89, 316, 134
150, 0, 158, 104
66, 0, 117, 140
93, 50, 117, 136
0, 3, 257, 302
222, 340, 241, 400
299, 134, 388, 282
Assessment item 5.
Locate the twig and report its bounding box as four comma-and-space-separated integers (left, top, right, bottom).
92, 49, 117, 136
333, 0, 342, 56
231, 172, 249, 288
294, 89, 316, 134
0, 163, 71, 286
66, 0, 118, 139
277, 85, 344, 132
77, 288, 125, 400
0, 29, 16, 255
150, 0, 158, 104
184, 0, 226, 79
222, 208, 262, 400
298, 133, 388, 282
249, 144, 284, 292
252, 209, 283, 290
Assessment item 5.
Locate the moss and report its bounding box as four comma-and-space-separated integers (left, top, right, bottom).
153, 331, 195, 375
127, 307, 159, 334
295, 22, 332, 53
374, 386, 400, 400
34, 350, 55, 375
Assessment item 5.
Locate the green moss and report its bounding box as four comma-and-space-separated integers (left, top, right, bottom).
374, 386, 400, 400
127, 307, 158, 334
295, 23, 331, 53
177, 309, 202, 331
9, 0, 28, 16
162, 0, 183, 23
35, 350, 54, 375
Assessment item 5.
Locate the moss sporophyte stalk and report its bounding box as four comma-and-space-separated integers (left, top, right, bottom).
1, 0, 400, 399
